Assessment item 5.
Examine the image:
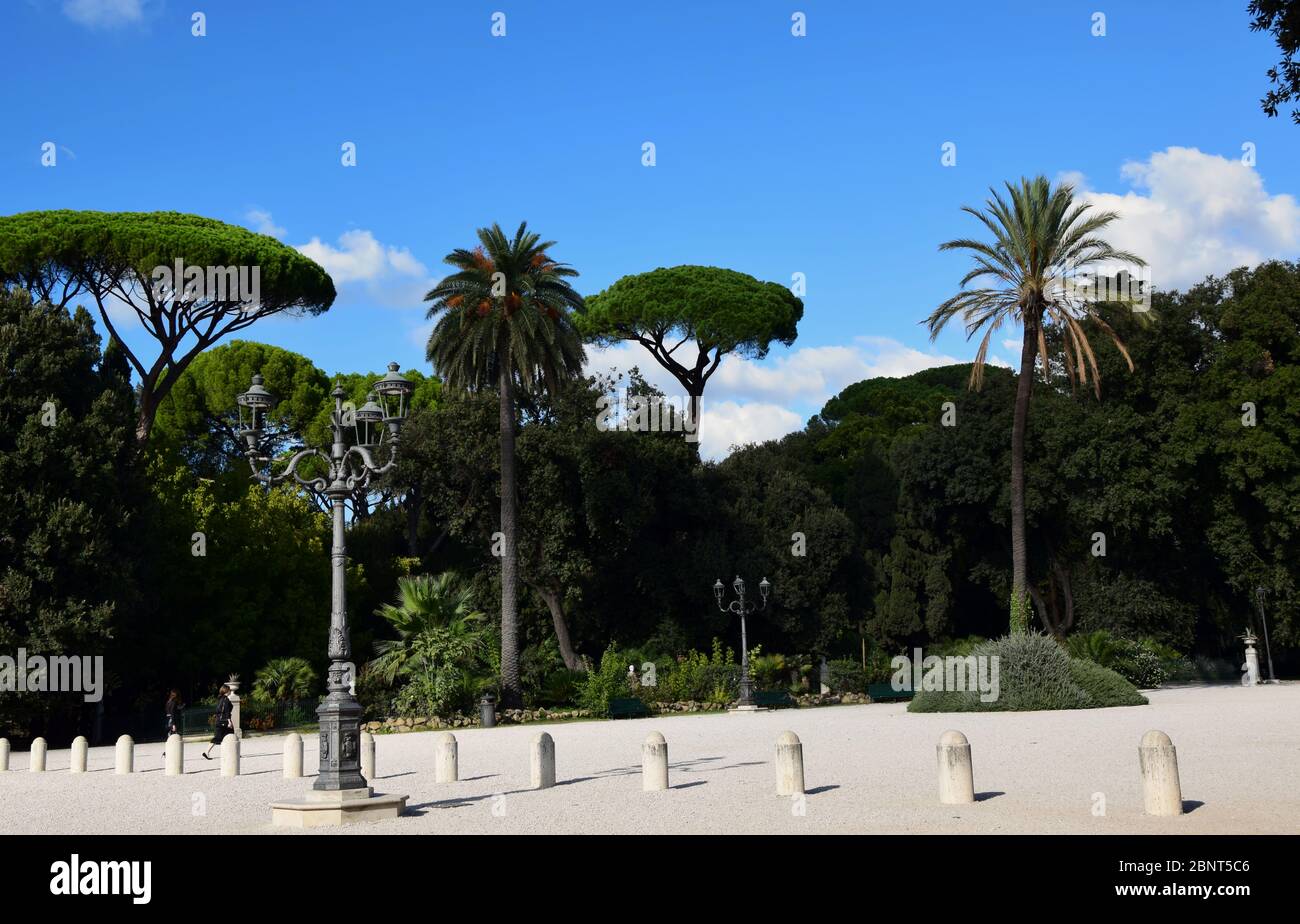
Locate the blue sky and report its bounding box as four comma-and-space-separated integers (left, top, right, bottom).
4, 0, 1299, 456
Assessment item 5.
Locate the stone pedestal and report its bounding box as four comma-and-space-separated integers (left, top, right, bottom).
271, 786, 408, 828
1241, 633, 1261, 686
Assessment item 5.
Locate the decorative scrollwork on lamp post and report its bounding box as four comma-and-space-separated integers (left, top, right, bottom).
237, 363, 412, 792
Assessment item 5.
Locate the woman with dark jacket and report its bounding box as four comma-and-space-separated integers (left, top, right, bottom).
202, 684, 233, 760
164, 690, 183, 739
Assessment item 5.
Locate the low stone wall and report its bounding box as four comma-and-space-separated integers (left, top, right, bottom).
364, 693, 875, 733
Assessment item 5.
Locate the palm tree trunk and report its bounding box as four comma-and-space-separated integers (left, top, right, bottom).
1009, 315, 1038, 633
498, 363, 524, 708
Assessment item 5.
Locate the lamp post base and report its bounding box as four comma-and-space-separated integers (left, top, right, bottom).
271, 788, 408, 828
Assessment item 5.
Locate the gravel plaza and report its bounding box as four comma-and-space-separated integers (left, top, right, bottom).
3, 684, 1296, 836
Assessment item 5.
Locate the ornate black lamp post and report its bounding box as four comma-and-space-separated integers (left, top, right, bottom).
238, 363, 412, 793
714, 575, 770, 709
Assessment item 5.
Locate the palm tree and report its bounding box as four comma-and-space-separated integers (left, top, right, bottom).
252, 657, 317, 703
424, 223, 586, 707
926, 176, 1145, 634
369, 572, 490, 691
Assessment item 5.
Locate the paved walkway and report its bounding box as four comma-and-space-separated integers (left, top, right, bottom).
2, 684, 1296, 834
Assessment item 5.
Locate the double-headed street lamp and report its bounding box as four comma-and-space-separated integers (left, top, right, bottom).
238, 363, 412, 794
714, 575, 770, 709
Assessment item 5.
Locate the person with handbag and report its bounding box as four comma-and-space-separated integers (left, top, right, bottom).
202, 684, 234, 760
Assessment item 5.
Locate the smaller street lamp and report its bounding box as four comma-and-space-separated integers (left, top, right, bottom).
714, 575, 771, 709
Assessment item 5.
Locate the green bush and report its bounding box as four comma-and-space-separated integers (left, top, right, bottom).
1067, 630, 1171, 689
252, 657, 318, 703
535, 668, 585, 707
1069, 658, 1148, 707
578, 644, 639, 714
828, 658, 867, 693
749, 650, 789, 690
909, 633, 1146, 713
646, 639, 737, 704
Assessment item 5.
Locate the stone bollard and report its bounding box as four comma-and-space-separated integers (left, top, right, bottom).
531, 732, 556, 789
937, 729, 975, 804
165, 734, 184, 776
115, 735, 134, 774
642, 732, 669, 791
220, 733, 240, 777
283, 733, 303, 778
1139, 729, 1183, 817
775, 731, 805, 796
71, 736, 88, 773
361, 732, 376, 782
30, 737, 47, 772
434, 732, 458, 783
0, 737, 8, 772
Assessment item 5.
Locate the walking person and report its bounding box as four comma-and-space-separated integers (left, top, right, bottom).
164, 689, 184, 740
202, 684, 234, 760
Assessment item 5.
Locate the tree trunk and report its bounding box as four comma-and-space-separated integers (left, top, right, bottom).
536, 585, 584, 672
135, 389, 157, 444
497, 364, 524, 708
1009, 313, 1039, 634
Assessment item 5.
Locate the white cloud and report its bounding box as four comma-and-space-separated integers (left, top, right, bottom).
63, 0, 144, 28
697, 401, 803, 459
584, 336, 964, 459
244, 209, 286, 240
295, 229, 429, 285
1064, 147, 1300, 291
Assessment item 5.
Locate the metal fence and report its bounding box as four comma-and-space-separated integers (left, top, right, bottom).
178, 700, 318, 738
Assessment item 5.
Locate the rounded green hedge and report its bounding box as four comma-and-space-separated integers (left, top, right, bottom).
908, 633, 1147, 713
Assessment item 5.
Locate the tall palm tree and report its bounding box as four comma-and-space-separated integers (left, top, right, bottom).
424, 223, 586, 707
926, 176, 1145, 634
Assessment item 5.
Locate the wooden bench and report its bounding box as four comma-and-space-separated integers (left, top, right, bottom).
866, 682, 913, 702
607, 697, 651, 719
753, 690, 797, 709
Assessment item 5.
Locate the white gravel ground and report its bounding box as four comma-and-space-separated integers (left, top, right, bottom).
1, 684, 1297, 835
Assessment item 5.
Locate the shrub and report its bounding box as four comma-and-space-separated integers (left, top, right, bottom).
749, 650, 789, 690
252, 657, 317, 703
578, 644, 637, 714
1067, 630, 1170, 689
392, 668, 473, 718
828, 658, 867, 693
647, 639, 738, 704
909, 633, 1146, 713
1069, 658, 1148, 707
535, 668, 584, 707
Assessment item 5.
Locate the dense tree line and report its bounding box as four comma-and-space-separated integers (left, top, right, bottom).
2, 260, 1296, 740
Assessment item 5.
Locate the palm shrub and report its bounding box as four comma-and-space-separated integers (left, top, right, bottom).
369, 572, 491, 717
424, 222, 586, 709
928, 176, 1145, 633
252, 657, 317, 703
